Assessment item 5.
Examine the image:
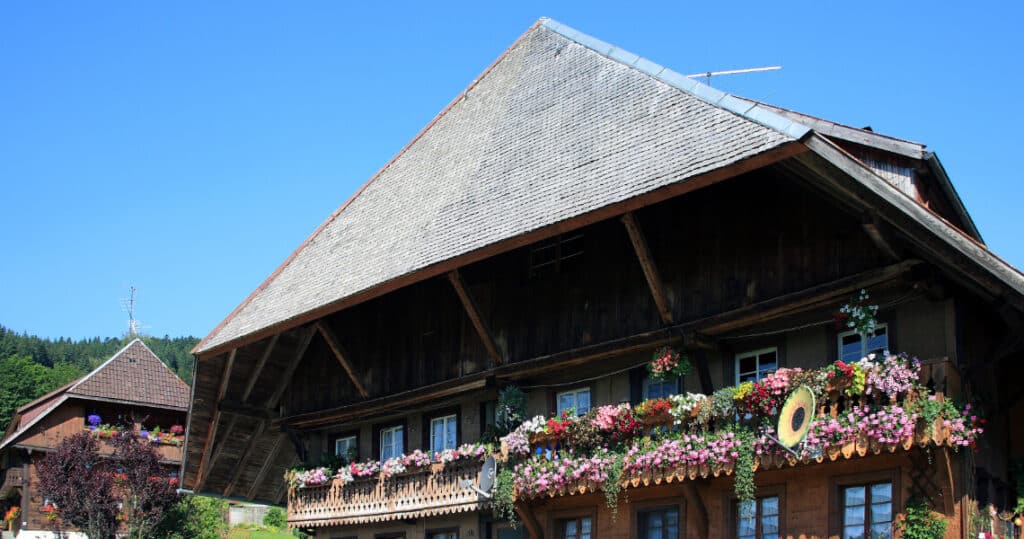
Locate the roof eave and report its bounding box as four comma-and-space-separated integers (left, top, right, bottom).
923, 151, 984, 243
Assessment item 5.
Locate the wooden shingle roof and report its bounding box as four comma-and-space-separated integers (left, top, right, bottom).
68, 339, 190, 410
194, 18, 803, 356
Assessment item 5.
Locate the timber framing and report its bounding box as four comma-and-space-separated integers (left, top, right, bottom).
315, 321, 369, 399
448, 269, 503, 366
279, 260, 917, 429
621, 211, 673, 325
246, 433, 287, 500
195, 349, 236, 490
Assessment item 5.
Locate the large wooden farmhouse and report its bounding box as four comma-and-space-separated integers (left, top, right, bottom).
184, 18, 1024, 539
0, 339, 190, 538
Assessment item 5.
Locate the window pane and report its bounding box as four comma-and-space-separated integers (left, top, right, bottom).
737, 514, 756, 537
564, 520, 577, 536
866, 328, 888, 355
844, 486, 866, 506
841, 333, 863, 362
446, 418, 457, 449
870, 482, 892, 503
761, 496, 779, 516
844, 506, 865, 526
739, 356, 757, 374
394, 428, 403, 455
762, 514, 779, 534
870, 502, 892, 524
869, 523, 891, 539
432, 419, 445, 453
581, 517, 591, 533
738, 499, 756, 519
759, 351, 777, 370
559, 393, 574, 415
843, 525, 865, 539
666, 510, 678, 538
576, 390, 590, 414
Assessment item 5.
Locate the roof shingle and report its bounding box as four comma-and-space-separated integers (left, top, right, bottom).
69, 339, 191, 410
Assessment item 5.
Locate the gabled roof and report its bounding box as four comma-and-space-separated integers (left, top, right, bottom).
68, 339, 191, 410
194, 17, 806, 355
1, 339, 190, 449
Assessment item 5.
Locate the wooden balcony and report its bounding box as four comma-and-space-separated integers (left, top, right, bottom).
287, 460, 489, 528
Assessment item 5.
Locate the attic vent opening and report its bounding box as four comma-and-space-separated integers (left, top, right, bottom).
529, 233, 584, 278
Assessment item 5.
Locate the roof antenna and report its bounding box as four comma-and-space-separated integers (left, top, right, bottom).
686, 65, 781, 87
120, 286, 146, 337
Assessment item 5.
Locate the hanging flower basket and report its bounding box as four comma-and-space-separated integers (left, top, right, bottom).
648, 346, 691, 381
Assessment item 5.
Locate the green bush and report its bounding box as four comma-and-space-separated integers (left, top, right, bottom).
899, 498, 948, 539
156, 495, 228, 539
263, 507, 286, 529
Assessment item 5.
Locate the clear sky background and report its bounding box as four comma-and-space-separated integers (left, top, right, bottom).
2, 1, 1021, 340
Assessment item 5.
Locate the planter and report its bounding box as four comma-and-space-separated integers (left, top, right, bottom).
826, 445, 841, 461
640, 411, 674, 428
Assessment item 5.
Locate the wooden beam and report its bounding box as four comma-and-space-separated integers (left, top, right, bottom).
267, 326, 317, 408
195, 349, 236, 491
621, 211, 673, 324
246, 433, 287, 500
315, 321, 369, 399
284, 261, 918, 430
682, 482, 710, 538
219, 401, 276, 420
515, 506, 545, 539
223, 420, 268, 497
196, 141, 809, 359
862, 214, 900, 261
242, 333, 279, 403
206, 415, 238, 475
447, 270, 503, 366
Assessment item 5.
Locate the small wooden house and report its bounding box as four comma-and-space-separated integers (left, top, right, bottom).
183, 18, 1024, 539
0, 339, 190, 538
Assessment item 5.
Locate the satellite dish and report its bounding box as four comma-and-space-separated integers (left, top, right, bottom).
459, 456, 496, 499
776, 386, 816, 448
479, 456, 496, 492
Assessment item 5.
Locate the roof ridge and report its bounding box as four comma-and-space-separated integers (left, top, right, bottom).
193, 18, 549, 356
538, 18, 809, 140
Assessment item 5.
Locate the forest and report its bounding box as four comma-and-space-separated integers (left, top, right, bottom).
0, 325, 198, 429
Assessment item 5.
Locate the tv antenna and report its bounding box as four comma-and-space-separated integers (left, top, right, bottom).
686, 65, 781, 87
120, 286, 147, 336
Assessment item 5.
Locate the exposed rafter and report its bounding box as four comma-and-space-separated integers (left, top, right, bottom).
246, 433, 287, 500
267, 326, 317, 408
195, 349, 236, 490
863, 214, 900, 261
316, 321, 369, 399
622, 212, 673, 325
447, 269, 504, 366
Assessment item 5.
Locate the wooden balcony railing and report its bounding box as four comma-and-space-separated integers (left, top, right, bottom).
287, 460, 489, 528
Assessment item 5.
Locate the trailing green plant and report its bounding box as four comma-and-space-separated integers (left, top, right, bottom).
732, 426, 756, 502
493, 467, 518, 526
602, 452, 625, 519
912, 395, 960, 433
711, 387, 737, 425
899, 498, 948, 539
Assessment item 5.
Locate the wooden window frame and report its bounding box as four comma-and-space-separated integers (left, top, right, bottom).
425, 527, 459, 539
549, 506, 598, 539
631, 498, 684, 539
554, 386, 592, 417
734, 347, 780, 385
837, 323, 890, 363
728, 485, 786, 539
829, 468, 900, 539
423, 405, 461, 453
373, 420, 407, 461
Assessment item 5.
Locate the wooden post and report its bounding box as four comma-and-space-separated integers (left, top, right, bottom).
622, 211, 674, 325
448, 269, 504, 366
316, 321, 369, 399
195, 349, 236, 490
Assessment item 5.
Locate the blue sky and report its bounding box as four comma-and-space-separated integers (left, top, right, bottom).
2, 1, 1022, 339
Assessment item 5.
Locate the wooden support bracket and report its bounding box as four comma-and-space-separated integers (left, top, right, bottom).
267, 326, 317, 408
316, 321, 370, 399
223, 419, 268, 497
622, 211, 674, 325
863, 213, 901, 261
448, 269, 504, 366
247, 433, 287, 500
195, 348, 236, 490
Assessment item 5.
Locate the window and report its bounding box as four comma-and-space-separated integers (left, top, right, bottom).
430, 414, 458, 453
838, 325, 888, 363
380, 425, 404, 461
556, 388, 591, 416
841, 482, 893, 539
427, 530, 458, 539
642, 376, 679, 400
334, 435, 357, 462
638, 506, 679, 539
736, 348, 778, 384
736, 496, 780, 539
559, 516, 592, 539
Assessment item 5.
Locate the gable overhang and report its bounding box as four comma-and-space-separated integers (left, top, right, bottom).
796, 134, 1024, 310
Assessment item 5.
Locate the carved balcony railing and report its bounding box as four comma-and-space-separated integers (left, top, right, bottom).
287, 460, 489, 528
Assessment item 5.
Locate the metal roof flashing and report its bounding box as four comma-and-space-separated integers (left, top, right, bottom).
538, 18, 810, 140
